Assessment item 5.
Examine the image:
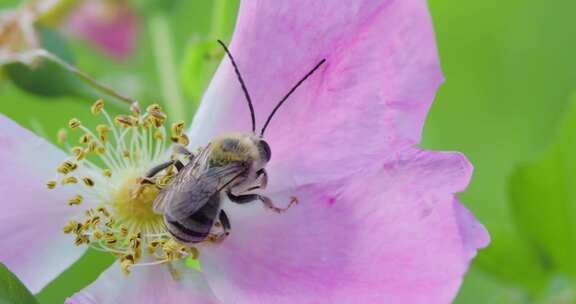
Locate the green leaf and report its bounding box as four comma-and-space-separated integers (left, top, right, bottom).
508, 95, 576, 277
4, 27, 94, 99
0, 263, 39, 304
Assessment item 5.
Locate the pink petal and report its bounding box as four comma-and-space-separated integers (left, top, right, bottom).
66, 0, 138, 60
190, 0, 443, 184
66, 262, 220, 304
200, 149, 488, 303
0, 114, 86, 293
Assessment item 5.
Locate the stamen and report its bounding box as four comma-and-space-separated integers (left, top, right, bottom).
102, 169, 112, 178
68, 195, 83, 206
70, 146, 85, 161
57, 161, 78, 174
57, 99, 199, 275
68, 118, 81, 129
62, 176, 78, 185
91, 99, 105, 115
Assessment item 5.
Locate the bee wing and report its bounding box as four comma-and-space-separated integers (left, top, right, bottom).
165, 163, 246, 221
153, 145, 247, 221
152, 144, 213, 214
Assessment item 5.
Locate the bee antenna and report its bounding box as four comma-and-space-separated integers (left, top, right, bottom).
260, 59, 326, 137
217, 40, 256, 133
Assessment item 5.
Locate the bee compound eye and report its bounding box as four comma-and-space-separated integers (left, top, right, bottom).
259, 140, 271, 162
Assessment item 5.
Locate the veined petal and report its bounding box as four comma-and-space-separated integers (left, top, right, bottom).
0, 114, 86, 293
200, 149, 488, 303
190, 0, 442, 184
65, 262, 220, 304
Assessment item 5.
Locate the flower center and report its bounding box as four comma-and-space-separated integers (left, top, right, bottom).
48, 99, 198, 275
112, 175, 163, 231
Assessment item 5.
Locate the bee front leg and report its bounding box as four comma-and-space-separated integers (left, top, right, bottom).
145, 160, 184, 178
226, 190, 298, 213
245, 169, 268, 191
172, 144, 195, 160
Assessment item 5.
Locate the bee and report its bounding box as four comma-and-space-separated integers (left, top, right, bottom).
149, 40, 326, 244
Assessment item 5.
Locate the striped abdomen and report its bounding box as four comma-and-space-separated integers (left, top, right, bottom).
164, 193, 221, 244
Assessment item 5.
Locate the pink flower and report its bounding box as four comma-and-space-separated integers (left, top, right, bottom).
0, 1, 488, 303
65, 0, 138, 60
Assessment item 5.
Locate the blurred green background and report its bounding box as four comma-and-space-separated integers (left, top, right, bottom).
1, 0, 575, 303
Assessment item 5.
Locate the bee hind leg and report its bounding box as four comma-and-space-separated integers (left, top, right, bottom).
226, 190, 298, 213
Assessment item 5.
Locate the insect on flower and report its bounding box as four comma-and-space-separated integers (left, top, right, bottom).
151, 40, 326, 244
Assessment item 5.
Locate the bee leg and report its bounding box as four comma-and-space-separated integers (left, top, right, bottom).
145, 159, 185, 178
146, 160, 175, 178
245, 169, 268, 191
219, 210, 231, 233
226, 191, 298, 213
172, 144, 193, 157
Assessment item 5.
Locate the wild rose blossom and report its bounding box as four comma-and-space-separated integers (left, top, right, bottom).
66, 0, 138, 60
0, 0, 489, 303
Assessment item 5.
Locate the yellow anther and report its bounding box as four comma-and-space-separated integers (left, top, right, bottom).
171, 121, 185, 136
130, 102, 141, 116
104, 233, 117, 245
82, 177, 95, 187
74, 235, 89, 246
79, 133, 93, 145
90, 215, 101, 227
57, 161, 78, 174
70, 146, 85, 161
96, 124, 111, 142
68, 194, 83, 206
87, 141, 98, 153
57, 128, 67, 145
146, 104, 165, 117
147, 239, 165, 254
46, 181, 57, 189
105, 217, 116, 228
96, 146, 107, 154
120, 254, 135, 275
62, 176, 78, 185
119, 225, 129, 237
97, 206, 110, 217
102, 169, 112, 178
68, 118, 81, 129
91, 99, 105, 115
162, 239, 181, 261
146, 104, 166, 127
115, 115, 138, 128
122, 150, 131, 159
176, 134, 189, 146
63, 220, 79, 234
93, 230, 103, 239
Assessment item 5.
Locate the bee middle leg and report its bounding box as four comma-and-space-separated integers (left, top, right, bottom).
226, 190, 298, 213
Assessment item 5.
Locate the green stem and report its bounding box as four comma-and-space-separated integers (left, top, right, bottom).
150, 14, 186, 122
